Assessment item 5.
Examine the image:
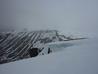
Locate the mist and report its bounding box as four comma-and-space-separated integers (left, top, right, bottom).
0, 0, 98, 37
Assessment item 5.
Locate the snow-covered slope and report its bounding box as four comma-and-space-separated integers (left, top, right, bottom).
0, 38, 98, 74
0, 30, 85, 64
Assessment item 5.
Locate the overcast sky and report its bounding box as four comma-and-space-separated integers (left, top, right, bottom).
0, 0, 98, 37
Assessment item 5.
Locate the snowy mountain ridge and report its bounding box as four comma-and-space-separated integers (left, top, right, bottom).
0, 30, 85, 64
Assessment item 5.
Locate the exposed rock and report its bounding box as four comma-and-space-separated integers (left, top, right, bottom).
0, 30, 85, 64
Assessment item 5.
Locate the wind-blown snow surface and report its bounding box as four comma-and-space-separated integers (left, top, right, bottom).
0, 38, 98, 74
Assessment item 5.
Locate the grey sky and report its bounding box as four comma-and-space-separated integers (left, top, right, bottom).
0, 0, 98, 37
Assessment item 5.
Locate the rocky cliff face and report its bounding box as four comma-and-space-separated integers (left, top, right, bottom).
0, 30, 85, 64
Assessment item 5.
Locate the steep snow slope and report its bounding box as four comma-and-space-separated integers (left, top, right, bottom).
0, 30, 61, 63
0, 38, 98, 74
0, 30, 85, 64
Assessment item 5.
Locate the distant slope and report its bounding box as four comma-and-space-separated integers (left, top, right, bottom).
0, 30, 85, 64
